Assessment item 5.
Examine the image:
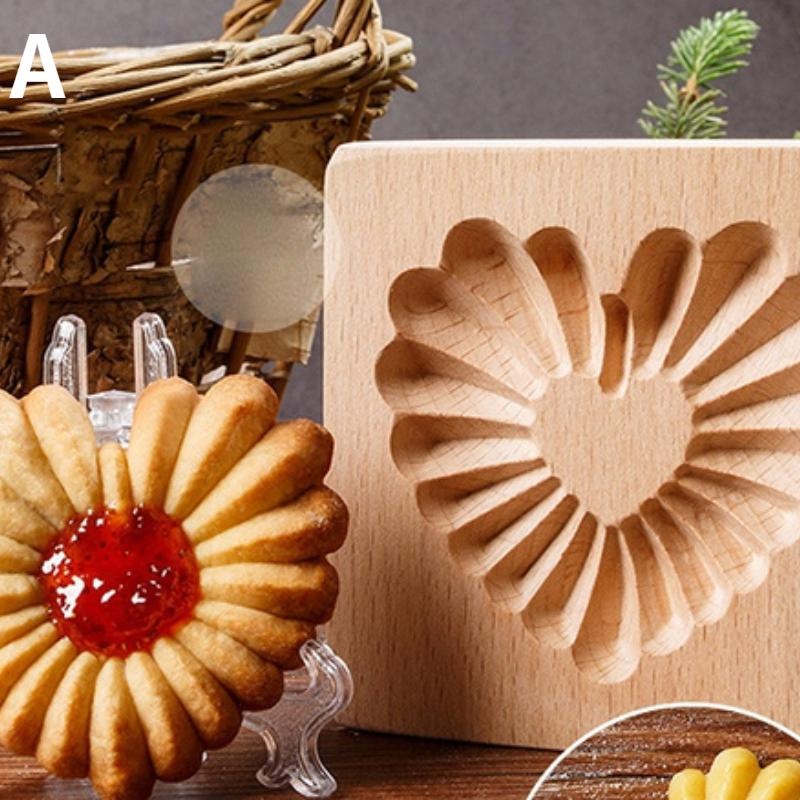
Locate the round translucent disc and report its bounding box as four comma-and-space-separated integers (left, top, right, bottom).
173, 164, 324, 334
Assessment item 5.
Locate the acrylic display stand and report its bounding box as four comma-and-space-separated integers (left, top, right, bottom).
42, 312, 353, 798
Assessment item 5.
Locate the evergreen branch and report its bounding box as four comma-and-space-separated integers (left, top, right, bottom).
639, 10, 759, 138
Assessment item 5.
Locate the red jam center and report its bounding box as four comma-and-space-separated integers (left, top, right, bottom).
39, 506, 200, 658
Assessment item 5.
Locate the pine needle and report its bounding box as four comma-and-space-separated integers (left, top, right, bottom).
639, 10, 759, 138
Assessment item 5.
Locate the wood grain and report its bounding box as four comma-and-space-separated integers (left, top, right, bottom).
324, 141, 800, 747
531, 706, 800, 799
0, 728, 554, 799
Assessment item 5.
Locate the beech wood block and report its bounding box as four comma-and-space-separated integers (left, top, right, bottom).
324, 141, 800, 747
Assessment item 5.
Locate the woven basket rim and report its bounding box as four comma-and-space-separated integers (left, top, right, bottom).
0, 1, 417, 396
0, 0, 415, 131
0, 28, 411, 63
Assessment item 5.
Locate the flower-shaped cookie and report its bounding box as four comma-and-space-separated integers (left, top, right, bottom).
377, 217, 800, 684
670, 748, 800, 799
0, 375, 347, 800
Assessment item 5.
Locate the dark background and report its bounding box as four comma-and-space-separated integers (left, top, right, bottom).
4, 1, 798, 419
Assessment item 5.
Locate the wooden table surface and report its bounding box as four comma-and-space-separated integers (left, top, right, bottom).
0, 727, 555, 799
3, 707, 798, 799
532, 707, 800, 799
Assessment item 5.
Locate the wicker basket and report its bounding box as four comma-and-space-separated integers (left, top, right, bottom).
0, 0, 414, 397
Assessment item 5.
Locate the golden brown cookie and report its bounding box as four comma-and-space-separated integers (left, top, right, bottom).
0, 375, 347, 800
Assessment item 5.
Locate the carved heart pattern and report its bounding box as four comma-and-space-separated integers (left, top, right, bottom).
376, 217, 800, 684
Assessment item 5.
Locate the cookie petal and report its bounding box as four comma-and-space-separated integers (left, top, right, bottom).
37, 652, 101, 778
0, 392, 72, 528
0, 481, 54, 550
127, 378, 198, 508
194, 600, 314, 668
200, 560, 339, 623
165, 374, 279, 519
175, 620, 283, 710
0, 536, 40, 573
0, 575, 42, 616
89, 658, 155, 800
23, 385, 101, 515
0, 622, 59, 706
194, 486, 348, 567
184, 419, 333, 543
0, 607, 48, 649
125, 652, 203, 782
99, 443, 133, 512
0, 636, 76, 755
151, 637, 241, 750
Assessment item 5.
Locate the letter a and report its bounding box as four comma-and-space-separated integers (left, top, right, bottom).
11, 35, 65, 100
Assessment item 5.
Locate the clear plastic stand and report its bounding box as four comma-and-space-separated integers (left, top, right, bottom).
244, 638, 353, 797
42, 313, 353, 798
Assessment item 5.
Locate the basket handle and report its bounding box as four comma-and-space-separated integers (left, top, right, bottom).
222, 0, 377, 43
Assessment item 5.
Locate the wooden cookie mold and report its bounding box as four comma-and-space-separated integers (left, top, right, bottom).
377, 217, 799, 684
324, 142, 800, 747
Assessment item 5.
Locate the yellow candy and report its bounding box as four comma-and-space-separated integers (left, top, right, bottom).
707, 748, 760, 800
745, 760, 800, 800
667, 750, 800, 800
669, 768, 706, 799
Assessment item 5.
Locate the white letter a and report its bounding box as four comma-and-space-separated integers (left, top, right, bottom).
11, 35, 64, 100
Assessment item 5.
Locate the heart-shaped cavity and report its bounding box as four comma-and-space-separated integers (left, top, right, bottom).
376, 217, 800, 684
